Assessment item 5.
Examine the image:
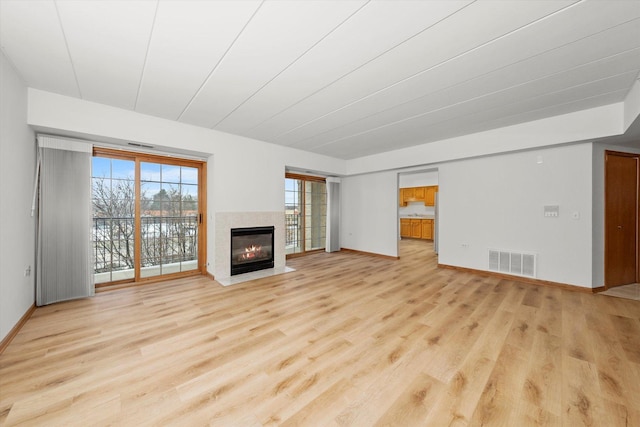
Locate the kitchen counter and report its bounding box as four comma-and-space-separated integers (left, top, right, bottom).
400, 215, 434, 219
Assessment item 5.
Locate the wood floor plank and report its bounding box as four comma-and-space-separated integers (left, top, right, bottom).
1, 239, 639, 426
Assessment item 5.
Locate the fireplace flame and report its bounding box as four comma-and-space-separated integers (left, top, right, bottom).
242, 244, 262, 260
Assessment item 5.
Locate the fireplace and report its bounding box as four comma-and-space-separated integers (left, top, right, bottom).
230, 226, 275, 275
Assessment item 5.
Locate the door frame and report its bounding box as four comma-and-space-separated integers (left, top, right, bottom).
604, 150, 640, 289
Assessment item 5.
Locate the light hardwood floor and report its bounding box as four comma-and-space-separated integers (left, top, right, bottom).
1, 240, 639, 426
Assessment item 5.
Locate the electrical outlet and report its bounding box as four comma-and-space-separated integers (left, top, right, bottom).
24, 266, 31, 277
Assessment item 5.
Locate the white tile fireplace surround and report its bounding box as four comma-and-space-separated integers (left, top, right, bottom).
214, 212, 285, 281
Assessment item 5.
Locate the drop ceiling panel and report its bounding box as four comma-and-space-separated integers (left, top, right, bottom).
319, 90, 627, 159
0, 0, 79, 97
178, 0, 367, 129
313, 72, 635, 159
276, 13, 640, 147
214, 0, 472, 134
248, 0, 578, 141
135, 0, 261, 120
1, 0, 638, 160
399, 90, 627, 158
55, 0, 156, 109
288, 47, 640, 151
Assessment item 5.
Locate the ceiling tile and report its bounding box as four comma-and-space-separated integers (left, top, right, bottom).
179, 0, 368, 129
1, 0, 638, 160
247, 0, 579, 141
0, 0, 79, 97
288, 42, 640, 151
313, 72, 635, 159
276, 12, 640, 148
56, 0, 157, 109
214, 0, 473, 134
135, 0, 261, 120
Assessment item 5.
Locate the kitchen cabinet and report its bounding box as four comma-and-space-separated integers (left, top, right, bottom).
400, 218, 434, 240
421, 219, 433, 240
400, 188, 415, 206
424, 186, 438, 206
410, 219, 422, 238
400, 219, 411, 238
399, 185, 438, 207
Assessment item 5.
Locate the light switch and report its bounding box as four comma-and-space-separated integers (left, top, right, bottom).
544, 205, 559, 217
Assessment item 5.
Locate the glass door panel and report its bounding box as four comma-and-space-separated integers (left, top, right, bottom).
305, 181, 327, 251
140, 162, 199, 278
285, 178, 303, 254
92, 157, 136, 283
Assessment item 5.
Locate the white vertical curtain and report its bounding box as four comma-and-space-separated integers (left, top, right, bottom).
326, 177, 340, 253
36, 135, 94, 306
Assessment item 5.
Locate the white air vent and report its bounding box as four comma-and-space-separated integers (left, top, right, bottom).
488, 249, 536, 278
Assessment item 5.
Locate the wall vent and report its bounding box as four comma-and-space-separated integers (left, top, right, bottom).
128, 142, 154, 149
488, 249, 536, 278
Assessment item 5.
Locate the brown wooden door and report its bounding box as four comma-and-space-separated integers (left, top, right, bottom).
605, 151, 639, 288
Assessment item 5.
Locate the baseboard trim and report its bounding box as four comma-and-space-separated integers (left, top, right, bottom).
0, 303, 36, 354
438, 264, 600, 293
206, 272, 215, 281
340, 248, 399, 260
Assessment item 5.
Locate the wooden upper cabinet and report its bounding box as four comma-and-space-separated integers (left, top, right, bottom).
399, 185, 438, 206
403, 187, 415, 201
424, 186, 438, 206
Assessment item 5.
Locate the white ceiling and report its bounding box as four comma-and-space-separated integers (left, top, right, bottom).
1, 0, 639, 159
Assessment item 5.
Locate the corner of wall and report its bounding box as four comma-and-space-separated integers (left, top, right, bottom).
0, 51, 36, 342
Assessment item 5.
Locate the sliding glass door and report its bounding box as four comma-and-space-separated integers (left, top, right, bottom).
92, 149, 205, 286
285, 174, 326, 256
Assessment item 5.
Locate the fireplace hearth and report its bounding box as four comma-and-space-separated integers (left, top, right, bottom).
230, 226, 275, 275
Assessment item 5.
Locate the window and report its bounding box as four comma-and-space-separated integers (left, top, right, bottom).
285, 174, 326, 256
92, 148, 206, 286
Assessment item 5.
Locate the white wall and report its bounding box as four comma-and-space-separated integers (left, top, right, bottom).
340, 170, 399, 257
438, 143, 594, 287
0, 52, 36, 341
27, 89, 346, 277
398, 170, 438, 187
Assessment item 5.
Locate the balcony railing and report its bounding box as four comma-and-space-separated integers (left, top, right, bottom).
285, 213, 301, 250
92, 216, 198, 274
